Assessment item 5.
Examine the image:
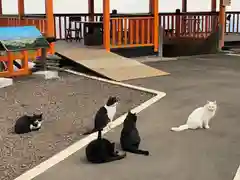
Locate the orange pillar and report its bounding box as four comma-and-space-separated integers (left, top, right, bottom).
103, 0, 110, 51
18, 0, 24, 17
88, 0, 94, 21
0, 0, 2, 15
153, 0, 159, 52
182, 0, 187, 12
211, 0, 217, 11
45, 0, 54, 37
219, 0, 226, 48
45, 0, 55, 54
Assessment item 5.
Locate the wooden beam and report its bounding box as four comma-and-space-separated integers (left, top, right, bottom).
211, 0, 217, 11
18, 0, 24, 16
88, 0, 94, 21
153, 0, 159, 52
149, 0, 153, 13
103, 0, 110, 51
182, 0, 187, 12
0, 0, 2, 15
45, 0, 55, 37
219, 0, 226, 48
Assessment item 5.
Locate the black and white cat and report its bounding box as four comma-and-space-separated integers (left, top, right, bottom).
171, 100, 217, 132
14, 113, 43, 134
85, 129, 126, 163
120, 111, 149, 156
83, 96, 119, 135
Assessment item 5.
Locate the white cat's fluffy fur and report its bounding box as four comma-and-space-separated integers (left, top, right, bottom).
171, 101, 217, 132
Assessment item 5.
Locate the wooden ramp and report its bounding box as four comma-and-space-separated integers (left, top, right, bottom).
55, 41, 169, 81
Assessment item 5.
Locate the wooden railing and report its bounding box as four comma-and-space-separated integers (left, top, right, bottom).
1, 11, 239, 41
110, 16, 154, 48
159, 12, 218, 38
225, 11, 240, 34
52, 12, 219, 40
54, 13, 102, 40
0, 15, 47, 34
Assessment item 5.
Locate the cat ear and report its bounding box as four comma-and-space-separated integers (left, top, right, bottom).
207, 100, 210, 104
214, 100, 217, 104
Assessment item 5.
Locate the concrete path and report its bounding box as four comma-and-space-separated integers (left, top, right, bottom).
34, 54, 240, 180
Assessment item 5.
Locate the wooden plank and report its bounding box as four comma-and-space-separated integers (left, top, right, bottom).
55, 41, 169, 81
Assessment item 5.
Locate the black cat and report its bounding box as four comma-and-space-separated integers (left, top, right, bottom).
120, 111, 149, 156
14, 113, 43, 134
85, 130, 126, 163
83, 96, 119, 135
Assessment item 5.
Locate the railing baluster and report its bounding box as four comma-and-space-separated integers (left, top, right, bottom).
141, 19, 145, 44
147, 18, 150, 44
112, 19, 116, 45
118, 19, 122, 45
136, 19, 139, 44
124, 18, 127, 45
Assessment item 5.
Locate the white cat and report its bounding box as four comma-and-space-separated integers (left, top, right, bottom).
171, 101, 217, 132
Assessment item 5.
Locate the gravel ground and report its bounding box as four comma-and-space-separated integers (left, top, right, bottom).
0, 71, 153, 180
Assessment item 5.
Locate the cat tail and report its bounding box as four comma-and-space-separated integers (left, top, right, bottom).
105, 153, 126, 163
123, 148, 149, 156
83, 128, 97, 135
97, 130, 102, 139
171, 124, 189, 132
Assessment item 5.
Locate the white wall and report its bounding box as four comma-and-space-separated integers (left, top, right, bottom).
1, 0, 240, 14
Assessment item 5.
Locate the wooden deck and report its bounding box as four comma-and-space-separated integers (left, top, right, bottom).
55, 41, 169, 81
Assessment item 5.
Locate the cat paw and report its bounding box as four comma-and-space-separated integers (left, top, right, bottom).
204, 125, 210, 129
144, 151, 149, 156
108, 123, 113, 129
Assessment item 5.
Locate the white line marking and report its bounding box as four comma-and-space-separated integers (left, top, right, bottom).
226, 53, 240, 57
233, 166, 240, 180
14, 68, 166, 180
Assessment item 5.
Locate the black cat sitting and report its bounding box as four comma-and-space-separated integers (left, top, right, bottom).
85, 129, 126, 163
83, 96, 119, 135
120, 111, 149, 156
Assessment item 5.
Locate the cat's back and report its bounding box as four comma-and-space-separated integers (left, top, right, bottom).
94, 106, 109, 128
14, 115, 30, 133
121, 127, 140, 145
86, 138, 112, 162
188, 107, 204, 118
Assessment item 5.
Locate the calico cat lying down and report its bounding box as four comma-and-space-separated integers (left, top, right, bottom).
120, 111, 149, 156
14, 113, 43, 134
85, 129, 126, 163
83, 96, 119, 135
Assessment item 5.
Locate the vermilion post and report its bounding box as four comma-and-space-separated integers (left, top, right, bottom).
45, 0, 55, 53
103, 0, 110, 51
211, 0, 217, 12
182, 0, 187, 12
153, 0, 159, 52
18, 0, 24, 17
45, 0, 55, 37
0, 0, 2, 15
149, 0, 153, 13
22, 50, 29, 73
219, 0, 226, 48
88, 0, 94, 21
7, 52, 14, 75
